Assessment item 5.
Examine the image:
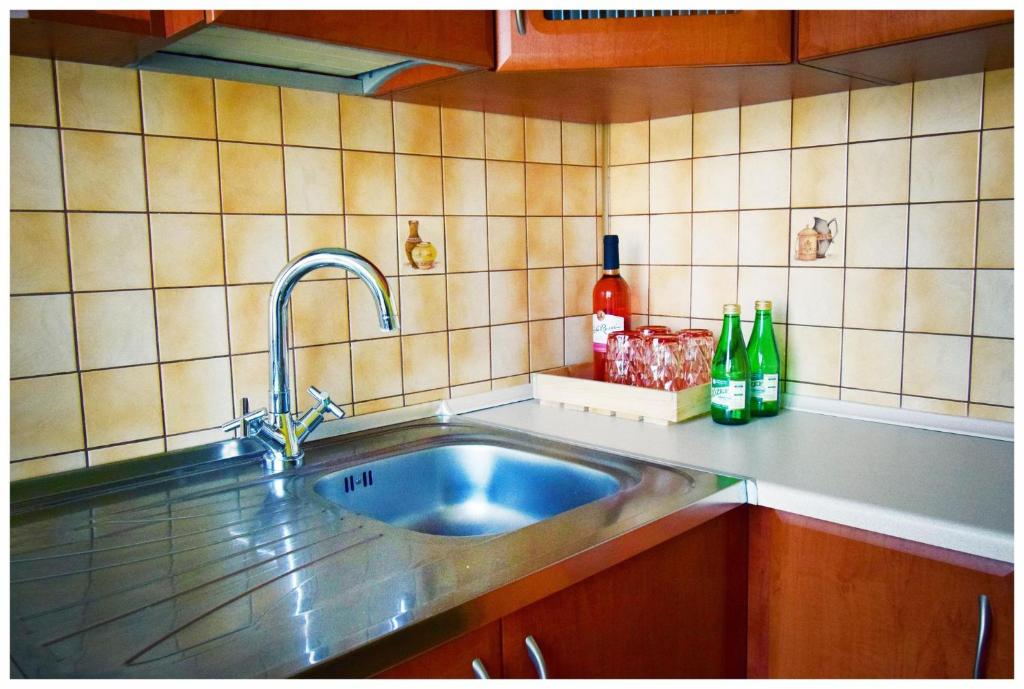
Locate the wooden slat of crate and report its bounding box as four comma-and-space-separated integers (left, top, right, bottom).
533, 366, 709, 424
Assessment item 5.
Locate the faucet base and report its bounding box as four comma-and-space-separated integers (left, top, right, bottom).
262, 450, 303, 474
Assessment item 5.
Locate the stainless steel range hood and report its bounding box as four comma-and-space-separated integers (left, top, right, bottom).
136, 24, 467, 95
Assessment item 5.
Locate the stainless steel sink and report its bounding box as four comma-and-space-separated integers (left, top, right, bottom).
11, 416, 736, 678
313, 443, 634, 536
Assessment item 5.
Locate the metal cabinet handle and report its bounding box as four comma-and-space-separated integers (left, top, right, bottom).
973, 594, 991, 679
471, 658, 490, 679
514, 10, 527, 35
524, 635, 548, 679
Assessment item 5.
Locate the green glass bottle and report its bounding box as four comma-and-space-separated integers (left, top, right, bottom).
747, 299, 781, 417
711, 304, 751, 425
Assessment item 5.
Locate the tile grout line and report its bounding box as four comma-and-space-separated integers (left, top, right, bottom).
136, 68, 170, 455
14, 196, 1015, 216
436, 101, 453, 400
557, 119, 566, 369
521, 114, 532, 378
783, 96, 794, 394
646, 120, 653, 328
689, 114, 695, 330
442, 121, 461, 396
389, 94, 408, 405
483, 112, 494, 389
734, 109, 742, 307
337, 92, 357, 416
275, 84, 302, 413
558, 128, 569, 368
836, 86, 851, 398
965, 74, 988, 417
13, 118, 1013, 153
13, 316, 1011, 382
210, 77, 239, 437
48, 58, 90, 466
896, 80, 917, 409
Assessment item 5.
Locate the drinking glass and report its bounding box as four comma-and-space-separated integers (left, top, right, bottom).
605, 331, 643, 385
678, 328, 713, 387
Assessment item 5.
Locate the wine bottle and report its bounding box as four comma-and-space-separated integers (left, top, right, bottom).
711, 304, 750, 425
592, 235, 631, 380
747, 300, 780, 417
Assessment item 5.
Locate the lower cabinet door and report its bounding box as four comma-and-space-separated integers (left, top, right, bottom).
747, 506, 1014, 679
374, 621, 502, 679
501, 506, 749, 679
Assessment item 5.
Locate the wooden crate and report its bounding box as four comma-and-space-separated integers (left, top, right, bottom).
532, 364, 710, 425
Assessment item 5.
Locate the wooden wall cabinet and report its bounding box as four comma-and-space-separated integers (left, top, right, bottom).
10, 10, 206, 66
496, 10, 792, 71
18, 10, 206, 38
10, 9, 1016, 120
797, 10, 1014, 83
748, 507, 1014, 679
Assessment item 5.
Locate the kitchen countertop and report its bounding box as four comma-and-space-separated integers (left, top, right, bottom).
9, 417, 743, 679
467, 399, 1014, 563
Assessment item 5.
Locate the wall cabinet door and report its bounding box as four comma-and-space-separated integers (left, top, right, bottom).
797, 10, 1013, 83
748, 507, 1014, 679
496, 10, 791, 71
501, 506, 748, 679
11, 10, 206, 66
20, 10, 205, 38
374, 621, 502, 679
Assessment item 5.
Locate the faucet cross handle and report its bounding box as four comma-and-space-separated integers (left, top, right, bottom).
221, 399, 269, 435
308, 386, 345, 419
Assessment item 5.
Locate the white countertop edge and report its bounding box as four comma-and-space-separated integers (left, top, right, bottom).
782, 393, 1014, 441
756, 482, 1013, 564
694, 478, 750, 510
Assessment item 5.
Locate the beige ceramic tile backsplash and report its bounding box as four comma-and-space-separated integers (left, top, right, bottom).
607, 69, 1013, 422
8, 60, 1013, 479
9, 58, 602, 478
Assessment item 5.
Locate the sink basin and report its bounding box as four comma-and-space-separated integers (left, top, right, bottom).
313, 443, 632, 536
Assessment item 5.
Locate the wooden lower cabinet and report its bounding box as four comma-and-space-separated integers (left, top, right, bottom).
360, 505, 1014, 679
502, 506, 748, 679
374, 621, 502, 679
748, 506, 1014, 679
374, 506, 748, 679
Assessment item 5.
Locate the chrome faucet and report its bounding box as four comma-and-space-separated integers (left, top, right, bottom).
222, 247, 398, 470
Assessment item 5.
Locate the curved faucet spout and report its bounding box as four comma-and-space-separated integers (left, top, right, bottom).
268, 248, 398, 415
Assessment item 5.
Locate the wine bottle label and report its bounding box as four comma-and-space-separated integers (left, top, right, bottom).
751, 373, 779, 402
592, 313, 625, 353
711, 378, 747, 411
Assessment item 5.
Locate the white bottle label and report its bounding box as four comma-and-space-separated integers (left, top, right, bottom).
592, 312, 625, 353
752, 373, 779, 402
711, 379, 747, 411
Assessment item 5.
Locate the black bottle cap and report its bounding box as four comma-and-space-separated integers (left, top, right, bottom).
603, 234, 620, 270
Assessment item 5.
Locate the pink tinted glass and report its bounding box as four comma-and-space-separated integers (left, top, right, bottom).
605, 326, 712, 391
